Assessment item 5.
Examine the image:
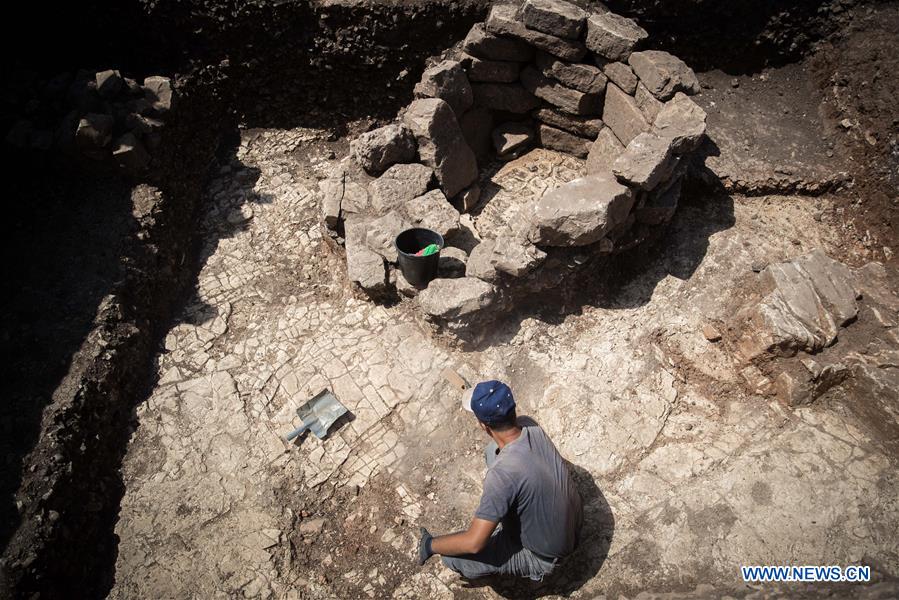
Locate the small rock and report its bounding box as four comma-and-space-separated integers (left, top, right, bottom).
299, 517, 327, 535
493, 122, 535, 156
702, 324, 722, 342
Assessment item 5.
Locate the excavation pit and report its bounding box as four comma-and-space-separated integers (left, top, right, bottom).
3, 0, 898, 598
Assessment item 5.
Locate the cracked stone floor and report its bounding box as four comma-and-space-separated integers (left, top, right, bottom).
109, 127, 899, 599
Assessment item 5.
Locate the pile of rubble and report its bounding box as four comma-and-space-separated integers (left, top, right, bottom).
725, 250, 899, 408
320, 0, 707, 332
4, 69, 174, 172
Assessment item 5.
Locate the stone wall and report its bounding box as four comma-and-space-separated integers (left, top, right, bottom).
325, 0, 707, 336
5, 69, 175, 173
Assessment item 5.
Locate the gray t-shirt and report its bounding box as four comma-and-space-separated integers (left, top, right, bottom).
475, 420, 583, 559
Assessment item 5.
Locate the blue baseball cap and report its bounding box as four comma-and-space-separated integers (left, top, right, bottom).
461, 380, 515, 424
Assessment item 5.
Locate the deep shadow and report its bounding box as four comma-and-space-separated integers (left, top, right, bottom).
0, 153, 137, 551
457, 462, 614, 599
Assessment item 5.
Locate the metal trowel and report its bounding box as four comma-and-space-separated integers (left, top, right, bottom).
283, 389, 348, 442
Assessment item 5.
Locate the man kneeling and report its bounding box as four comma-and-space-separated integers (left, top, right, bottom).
418, 380, 583, 581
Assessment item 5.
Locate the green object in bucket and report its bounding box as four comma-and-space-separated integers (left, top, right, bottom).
415, 243, 440, 257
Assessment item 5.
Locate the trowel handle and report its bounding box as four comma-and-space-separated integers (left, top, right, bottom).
284, 423, 309, 442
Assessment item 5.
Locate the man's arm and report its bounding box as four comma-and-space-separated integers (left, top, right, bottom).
431, 518, 497, 556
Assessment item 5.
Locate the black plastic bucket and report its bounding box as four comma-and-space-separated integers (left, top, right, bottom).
395, 228, 444, 288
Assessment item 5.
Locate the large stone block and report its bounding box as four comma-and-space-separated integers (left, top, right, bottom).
521, 67, 603, 115
628, 51, 701, 100
365, 211, 411, 262
612, 132, 678, 190
461, 53, 521, 83
652, 92, 708, 153
463, 23, 534, 62
369, 163, 434, 214
472, 83, 540, 114
486, 4, 586, 62
530, 171, 634, 246
634, 82, 664, 124
402, 189, 461, 239
403, 98, 479, 198
319, 175, 343, 228
350, 123, 417, 175
599, 60, 638, 94
533, 107, 604, 138
346, 236, 388, 296
520, 0, 587, 40
731, 250, 860, 362
586, 127, 625, 174
418, 277, 496, 319
413, 60, 474, 117
538, 124, 591, 158
602, 83, 649, 146
467, 237, 547, 282
535, 51, 608, 95
585, 11, 648, 61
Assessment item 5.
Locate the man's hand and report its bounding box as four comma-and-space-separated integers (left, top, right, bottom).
418, 527, 434, 565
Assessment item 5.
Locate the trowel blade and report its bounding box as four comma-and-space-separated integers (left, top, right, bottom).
296, 390, 348, 439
